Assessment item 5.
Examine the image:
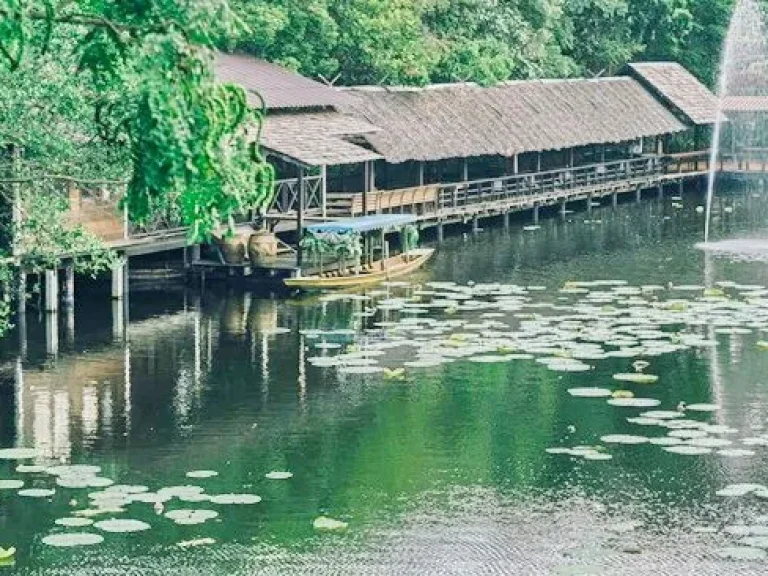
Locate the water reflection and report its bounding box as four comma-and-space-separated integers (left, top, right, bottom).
2, 191, 768, 573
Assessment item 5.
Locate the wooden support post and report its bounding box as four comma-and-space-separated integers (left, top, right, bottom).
363, 161, 370, 215
600, 146, 606, 164
679, 180, 684, 195
636, 187, 642, 203
436, 222, 444, 242
587, 194, 593, 213
297, 166, 305, 269
65, 304, 75, 346
462, 159, 469, 182
472, 215, 480, 234
560, 200, 567, 217
503, 211, 510, 229
569, 148, 575, 169
63, 264, 75, 306
533, 204, 540, 225
537, 152, 542, 173
657, 184, 664, 200
418, 162, 425, 186
612, 192, 618, 208
45, 269, 58, 313
512, 155, 519, 175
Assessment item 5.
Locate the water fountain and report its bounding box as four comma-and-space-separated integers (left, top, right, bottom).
703, 0, 768, 246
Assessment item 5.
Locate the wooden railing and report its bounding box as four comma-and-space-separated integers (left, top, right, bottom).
269, 175, 324, 214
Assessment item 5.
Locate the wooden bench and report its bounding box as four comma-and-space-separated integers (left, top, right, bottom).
349, 185, 439, 216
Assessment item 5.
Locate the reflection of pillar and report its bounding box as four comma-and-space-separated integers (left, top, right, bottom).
65, 305, 75, 346
18, 308, 27, 359
112, 299, 125, 341
124, 342, 132, 430
14, 357, 24, 446
261, 333, 269, 403
298, 334, 306, 409
46, 312, 58, 357
194, 310, 202, 385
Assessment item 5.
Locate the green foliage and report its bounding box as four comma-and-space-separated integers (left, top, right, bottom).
1, 0, 276, 242
228, 0, 736, 86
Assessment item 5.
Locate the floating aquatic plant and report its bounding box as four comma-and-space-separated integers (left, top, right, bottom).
41, 533, 104, 548
313, 516, 348, 532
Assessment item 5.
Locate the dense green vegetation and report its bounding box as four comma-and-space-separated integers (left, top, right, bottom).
228, 0, 734, 86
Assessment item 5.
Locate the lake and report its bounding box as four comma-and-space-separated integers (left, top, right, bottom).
3, 188, 768, 574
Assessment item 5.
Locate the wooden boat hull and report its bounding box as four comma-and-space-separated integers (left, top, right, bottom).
285, 248, 434, 290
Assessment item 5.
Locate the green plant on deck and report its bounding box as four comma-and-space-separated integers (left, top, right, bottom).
334, 233, 362, 272
403, 225, 419, 252
299, 231, 333, 272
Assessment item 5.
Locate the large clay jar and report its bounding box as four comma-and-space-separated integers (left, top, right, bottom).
215, 233, 248, 265
248, 230, 279, 266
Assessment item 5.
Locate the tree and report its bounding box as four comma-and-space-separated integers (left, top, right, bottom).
0, 0, 276, 241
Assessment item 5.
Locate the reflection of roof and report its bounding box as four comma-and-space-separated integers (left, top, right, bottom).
214, 53, 348, 111
307, 214, 416, 234
722, 96, 768, 112
626, 62, 719, 125
262, 112, 382, 167
340, 77, 686, 164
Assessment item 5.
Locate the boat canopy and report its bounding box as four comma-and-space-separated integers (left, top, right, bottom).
306, 214, 416, 234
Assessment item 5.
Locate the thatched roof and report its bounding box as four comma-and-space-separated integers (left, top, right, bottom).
339, 77, 687, 164
215, 53, 348, 111
626, 63, 719, 125
722, 96, 768, 113
262, 112, 382, 167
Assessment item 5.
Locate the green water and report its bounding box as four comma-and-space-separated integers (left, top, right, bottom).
3, 191, 768, 574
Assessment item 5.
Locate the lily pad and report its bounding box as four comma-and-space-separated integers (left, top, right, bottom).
93, 519, 151, 533
0, 448, 42, 460
15, 465, 46, 473
662, 445, 712, 456
685, 403, 720, 412
0, 548, 14, 560
567, 388, 612, 398
612, 373, 659, 384
46, 465, 101, 476
185, 471, 218, 479
164, 509, 219, 525
55, 517, 94, 527
177, 537, 216, 548
600, 435, 648, 445
607, 398, 661, 408
41, 533, 104, 548
265, 471, 293, 480
18, 488, 55, 498
209, 493, 261, 505
313, 516, 348, 532
0, 480, 24, 490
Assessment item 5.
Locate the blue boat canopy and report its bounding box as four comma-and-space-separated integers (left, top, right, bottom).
306, 214, 416, 234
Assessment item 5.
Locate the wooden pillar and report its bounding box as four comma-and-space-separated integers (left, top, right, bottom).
321, 164, 328, 218
512, 155, 519, 175
63, 263, 75, 306
587, 194, 593, 213
112, 299, 125, 342
436, 222, 444, 242
657, 136, 664, 155
636, 187, 642, 203
537, 152, 542, 173
462, 159, 469, 182
601, 146, 606, 164
17, 269, 26, 315
502, 211, 510, 228
569, 148, 575, 169
363, 161, 370, 215
657, 184, 664, 200
560, 199, 567, 217
418, 162, 425, 186
533, 204, 540, 225
612, 192, 618, 208
111, 260, 126, 300
45, 269, 58, 312
472, 215, 479, 234
297, 166, 305, 269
